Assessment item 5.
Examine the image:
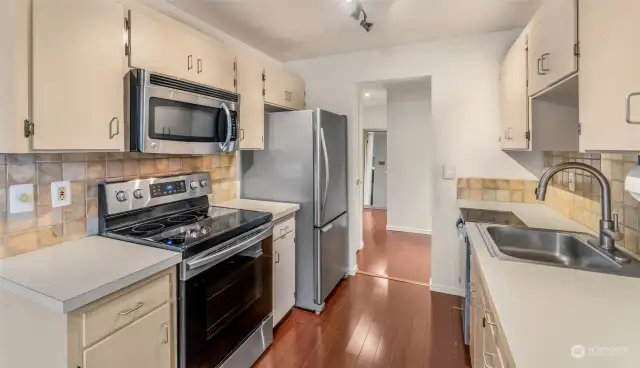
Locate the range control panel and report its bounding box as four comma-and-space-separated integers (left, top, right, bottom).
150, 180, 187, 198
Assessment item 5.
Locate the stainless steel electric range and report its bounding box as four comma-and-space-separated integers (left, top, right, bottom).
98, 172, 274, 368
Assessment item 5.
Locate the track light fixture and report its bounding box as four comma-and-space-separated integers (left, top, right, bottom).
350, 2, 373, 32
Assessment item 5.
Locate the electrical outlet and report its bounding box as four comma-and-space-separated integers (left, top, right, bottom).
51, 181, 72, 208
569, 171, 576, 192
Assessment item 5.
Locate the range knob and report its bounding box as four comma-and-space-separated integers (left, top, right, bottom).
200, 227, 210, 235
190, 181, 199, 190
199, 180, 208, 188
115, 191, 128, 202
133, 189, 145, 199
188, 229, 199, 238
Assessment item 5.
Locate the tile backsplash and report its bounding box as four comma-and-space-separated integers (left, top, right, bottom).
457, 178, 540, 204
0, 152, 238, 259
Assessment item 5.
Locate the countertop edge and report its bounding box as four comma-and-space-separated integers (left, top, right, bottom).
272, 205, 300, 222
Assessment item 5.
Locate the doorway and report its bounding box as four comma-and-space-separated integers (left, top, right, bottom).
363, 130, 387, 210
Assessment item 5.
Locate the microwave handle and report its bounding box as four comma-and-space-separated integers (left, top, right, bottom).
221, 102, 232, 150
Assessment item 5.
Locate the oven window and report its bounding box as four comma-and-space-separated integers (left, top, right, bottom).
149, 97, 228, 142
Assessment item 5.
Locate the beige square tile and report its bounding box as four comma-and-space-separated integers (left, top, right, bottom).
510, 190, 524, 203
0, 165, 5, 190
86, 198, 98, 217
140, 159, 155, 175
202, 156, 213, 169
86, 161, 106, 180
86, 180, 104, 199
8, 164, 36, 185
37, 206, 63, 227
107, 152, 125, 160
227, 165, 237, 180
106, 160, 123, 178
64, 219, 87, 242
7, 154, 35, 164
469, 178, 482, 190
457, 178, 468, 188
7, 230, 38, 257
63, 202, 86, 223
123, 160, 139, 177
71, 181, 85, 202
469, 189, 482, 201
482, 190, 496, 201
37, 184, 51, 207
524, 180, 538, 192
611, 161, 624, 181
155, 159, 169, 174
7, 211, 36, 235
38, 225, 64, 248
212, 155, 221, 168
86, 152, 107, 161
624, 227, 638, 254
36, 153, 62, 162
86, 216, 99, 236
168, 158, 182, 172
496, 190, 509, 202
37, 162, 63, 184
212, 167, 230, 180
483, 179, 497, 190
623, 154, 638, 163
524, 191, 538, 204
624, 191, 639, 207
63, 162, 86, 181
496, 180, 510, 190
623, 162, 637, 177
612, 181, 624, 203
220, 154, 232, 167
62, 153, 86, 162
457, 188, 469, 200
182, 157, 199, 171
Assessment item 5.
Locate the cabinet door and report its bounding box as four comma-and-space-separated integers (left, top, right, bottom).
264, 66, 288, 107
579, 0, 640, 151
32, 0, 125, 150
288, 74, 306, 110
237, 53, 265, 150
197, 36, 236, 92
528, 0, 577, 95
84, 303, 171, 368
273, 232, 296, 325
0, 0, 29, 153
500, 29, 529, 150
470, 262, 485, 368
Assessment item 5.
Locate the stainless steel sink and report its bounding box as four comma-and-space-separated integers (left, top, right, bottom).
477, 224, 640, 277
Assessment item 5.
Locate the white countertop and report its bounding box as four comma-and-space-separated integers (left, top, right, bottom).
459, 200, 640, 367
0, 236, 181, 314
219, 198, 300, 222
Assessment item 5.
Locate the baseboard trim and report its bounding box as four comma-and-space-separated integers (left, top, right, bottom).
429, 280, 465, 297
348, 264, 359, 276
385, 225, 432, 235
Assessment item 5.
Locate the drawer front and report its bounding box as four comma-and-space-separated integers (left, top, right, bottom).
83, 274, 171, 347
274, 215, 295, 241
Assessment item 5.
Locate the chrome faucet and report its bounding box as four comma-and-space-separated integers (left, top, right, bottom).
536, 162, 623, 251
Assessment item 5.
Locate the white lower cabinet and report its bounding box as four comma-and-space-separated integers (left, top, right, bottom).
84, 303, 171, 368
272, 216, 296, 326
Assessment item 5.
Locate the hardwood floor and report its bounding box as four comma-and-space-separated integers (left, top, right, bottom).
357, 209, 431, 284
254, 275, 470, 368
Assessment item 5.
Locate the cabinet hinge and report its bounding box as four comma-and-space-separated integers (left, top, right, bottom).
262, 89, 265, 97
574, 43, 580, 57
124, 17, 130, 31
124, 43, 130, 56
24, 120, 34, 138
262, 72, 266, 82
233, 79, 237, 88
578, 123, 582, 135
261, 135, 264, 143
233, 61, 236, 71
525, 131, 530, 141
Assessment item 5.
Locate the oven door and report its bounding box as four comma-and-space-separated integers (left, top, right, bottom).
135, 72, 239, 155
179, 226, 273, 368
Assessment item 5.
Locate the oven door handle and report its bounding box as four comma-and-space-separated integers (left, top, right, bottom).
220, 102, 232, 151
186, 226, 272, 270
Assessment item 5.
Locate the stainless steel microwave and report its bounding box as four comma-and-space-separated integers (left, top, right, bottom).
126, 69, 240, 155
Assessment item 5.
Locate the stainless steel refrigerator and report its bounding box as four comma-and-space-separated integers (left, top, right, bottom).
241, 109, 349, 313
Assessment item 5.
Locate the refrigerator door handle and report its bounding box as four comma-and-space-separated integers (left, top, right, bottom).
320, 127, 330, 221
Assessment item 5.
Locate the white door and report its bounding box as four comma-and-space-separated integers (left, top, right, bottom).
371, 132, 387, 208
84, 303, 171, 368
32, 0, 125, 150
579, 0, 640, 151
500, 29, 529, 150
273, 232, 296, 325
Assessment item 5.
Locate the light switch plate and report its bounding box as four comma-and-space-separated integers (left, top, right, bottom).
9, 184, 35, 214
442, 165, 456, 180
51, 181, 72, 208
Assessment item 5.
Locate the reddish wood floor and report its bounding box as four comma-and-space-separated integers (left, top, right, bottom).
357, 209, 431, 284
254, 275, 469, 368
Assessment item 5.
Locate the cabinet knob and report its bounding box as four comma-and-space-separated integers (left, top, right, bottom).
188, 55, 193, 70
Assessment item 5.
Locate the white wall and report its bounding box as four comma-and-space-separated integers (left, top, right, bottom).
362, 105, 388, 130
285, 30, 538, 294
386, 79, 432, 234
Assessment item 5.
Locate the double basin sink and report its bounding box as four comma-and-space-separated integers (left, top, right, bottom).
477, 223, 640, 278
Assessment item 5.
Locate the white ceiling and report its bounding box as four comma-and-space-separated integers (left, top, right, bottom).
169, 0, 542, 61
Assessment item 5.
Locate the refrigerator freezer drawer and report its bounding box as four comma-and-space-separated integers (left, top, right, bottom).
314, 212, 349, 304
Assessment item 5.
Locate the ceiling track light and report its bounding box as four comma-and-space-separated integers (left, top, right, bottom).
350, 2, 374, 32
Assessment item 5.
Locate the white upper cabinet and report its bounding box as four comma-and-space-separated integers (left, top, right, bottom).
265, 66, 305, 110
0, 0, 29, 153
236, 53, 265, 150
528, 0, 578, 96
32, 0, 126, 151
500, 29, 529, 150
127, 4, 236, 92
579, 0, 640, 151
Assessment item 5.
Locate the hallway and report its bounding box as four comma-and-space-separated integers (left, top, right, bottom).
357, 209, 431, 285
